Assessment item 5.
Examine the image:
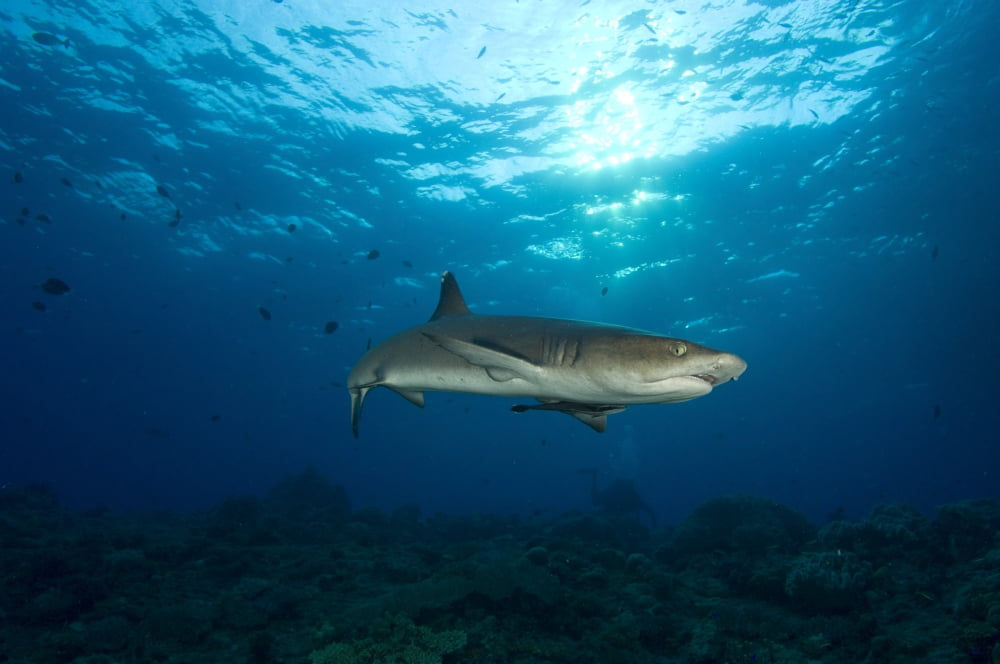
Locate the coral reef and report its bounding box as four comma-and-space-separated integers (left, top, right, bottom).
2, 479, 999, 663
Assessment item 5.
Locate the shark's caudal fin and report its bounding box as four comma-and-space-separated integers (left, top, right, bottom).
429, 271, 472, 321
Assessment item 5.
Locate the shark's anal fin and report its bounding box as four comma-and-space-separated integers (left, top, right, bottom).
390, 387, 425, 408
510, 402, 627, 433
423, 333, 537, 382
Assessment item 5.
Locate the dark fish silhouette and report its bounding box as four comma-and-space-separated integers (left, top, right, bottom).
933, 404, 941, 420
13, 171, 23, 183
32, 32, 70, 47
287, 223, 297, 233
402, 260, 413, 268
31, 301, 47, 311
601, 286, 608, 296
156, 184, 170, 198
477, 46, 486, 59
234, 201, 242, 210
20, 207, 29, 216
60, 177, 73, 188
210, 414, 222, 422
36, 213, 52, 224
931, 244, 939, 260
258, 306, 272, 320
367, 249, 380, 260
41, 278, 71, 295
324, 321, 339, 334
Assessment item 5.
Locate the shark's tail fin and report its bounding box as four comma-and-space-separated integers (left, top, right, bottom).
349, 387, 367, 438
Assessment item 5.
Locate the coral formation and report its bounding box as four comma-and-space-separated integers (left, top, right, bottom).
2, 479, 999, 663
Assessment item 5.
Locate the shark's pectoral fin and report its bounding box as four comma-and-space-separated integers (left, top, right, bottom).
389, 387, 425, 408
423, 333, 537, 382
510, 401, 627, 433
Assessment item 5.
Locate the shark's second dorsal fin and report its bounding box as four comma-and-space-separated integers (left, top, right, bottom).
429, 271, 472, 321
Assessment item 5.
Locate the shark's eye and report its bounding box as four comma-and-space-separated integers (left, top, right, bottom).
669, 342, 687, 357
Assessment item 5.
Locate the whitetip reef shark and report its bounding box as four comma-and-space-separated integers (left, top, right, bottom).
347, 272, 746, 436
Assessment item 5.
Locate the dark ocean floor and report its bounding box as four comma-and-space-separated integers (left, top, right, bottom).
2, 470, 999, 664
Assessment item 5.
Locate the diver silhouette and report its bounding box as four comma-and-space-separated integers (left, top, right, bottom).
578, 468, 657, 527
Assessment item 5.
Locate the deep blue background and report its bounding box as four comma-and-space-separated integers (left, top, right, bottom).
2, 1, 998, 526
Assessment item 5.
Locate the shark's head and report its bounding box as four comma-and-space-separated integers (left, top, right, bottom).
596, 334, 747, 404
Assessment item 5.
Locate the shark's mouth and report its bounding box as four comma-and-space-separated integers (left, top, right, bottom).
693, 374, 718, 386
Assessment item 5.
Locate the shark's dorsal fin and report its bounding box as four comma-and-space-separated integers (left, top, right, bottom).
429, 271, 472, 321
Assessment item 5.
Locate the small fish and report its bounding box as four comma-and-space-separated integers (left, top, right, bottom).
402, 260, 413, 268
156, 184, 170, 198
13, 171, 23, 183
234, 201, 242, 210
931, 244, 939, 260
168, 217, 180, 228
15, 217, 25, 226
210, 414, 222, 422
808, 108, 819, 119
933, 404, 941, 420
366, 337, 372, 351
730, 91, 745, 101
601, 286, 608, 296
324, 320, 339, 334
41, 277, 71, 295
119, 212, 127, 220
367, 249, 380, 260
258, 306, 272, 320
778, 22, 793, 28
643, 23, 656, 35
477, 46, 487, 59
287, 223, 297, 233
20, 207, 29, 216
36, 213, 52, 224
32, 32, 70, 47
675, 9, 687, 14
31, 301, 47, 312
60, 177, 73, 188
495, 93, 506, 102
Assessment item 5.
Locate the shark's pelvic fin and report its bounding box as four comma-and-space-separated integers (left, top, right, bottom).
423, 333, 537, 382
510, 402, 628, 433
429, 271, 472, 321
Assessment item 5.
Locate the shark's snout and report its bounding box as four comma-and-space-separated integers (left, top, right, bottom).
709, 352, 747, 383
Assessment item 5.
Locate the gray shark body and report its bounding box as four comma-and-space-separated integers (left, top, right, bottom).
347, 272, 746, 436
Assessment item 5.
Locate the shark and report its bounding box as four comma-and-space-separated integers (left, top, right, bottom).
347, 272, 746, 436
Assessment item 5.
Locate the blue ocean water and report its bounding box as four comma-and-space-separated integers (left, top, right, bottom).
2, 0, 998, 527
